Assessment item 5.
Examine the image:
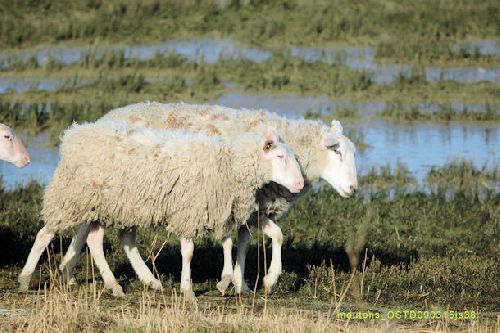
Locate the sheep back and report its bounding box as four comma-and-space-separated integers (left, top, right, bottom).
101, 102, 329, 221
43, 121, 244, 239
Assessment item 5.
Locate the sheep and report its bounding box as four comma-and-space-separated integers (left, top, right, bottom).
55, 101, 357, 295
18, 120, 304, 297
0, 123, 31, 168
99, 102, 358, 294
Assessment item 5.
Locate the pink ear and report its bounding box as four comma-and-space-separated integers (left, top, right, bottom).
265, 126, 279, 142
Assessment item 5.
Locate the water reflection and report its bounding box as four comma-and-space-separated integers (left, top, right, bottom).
217, 92, 497, 117
357, 120, 498, 181
0, 39, 272, 67
1, 39, 498, 85
0, 76, 65, 93
0, 76, 93, 93
216, 93, 498, 181
2, 96, 497, 188
0, 132, 59, 188
451, 40, 500, 57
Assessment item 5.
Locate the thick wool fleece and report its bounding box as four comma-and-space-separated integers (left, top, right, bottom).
43, 121, 273, 239
101, 102, 334, 222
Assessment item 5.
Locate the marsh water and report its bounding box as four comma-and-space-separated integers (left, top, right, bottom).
0, 76, 67, 93
1, 92, 498, 188
1, 38, 499, 85
0, 39, 498, 187
218, 93, 499, 180
0, 132, 59, 188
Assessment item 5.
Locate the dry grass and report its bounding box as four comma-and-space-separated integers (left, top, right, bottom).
0, 166, 498, 332
0, 265, 496, 333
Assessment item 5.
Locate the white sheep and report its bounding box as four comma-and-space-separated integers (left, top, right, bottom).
18, 120, 304, 296
100, 102, 358, 294
54, 102, 357, 295
0, 123, 31, 168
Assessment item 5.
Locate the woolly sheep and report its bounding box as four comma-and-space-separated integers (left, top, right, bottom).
0, 123, 31, 168
55, 102, 357, 295
100, 102, 358, 294
18, 120, 304, 296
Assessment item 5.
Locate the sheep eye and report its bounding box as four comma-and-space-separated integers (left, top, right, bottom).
263, 140, 274, 152
327, 143, 340, 151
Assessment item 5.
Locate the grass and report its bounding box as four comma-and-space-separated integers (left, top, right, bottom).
0, 46, 497, 127
0, 162, 498, 312
3, 49, 500, 101
380, 101, 499, 122
0, 2, 498, 330
0, 52, 498, 137
374, 36, 500, 65
358, 163, 417, 192
0, 49, 199, 73
0, 101, 121, 144
0, 162, 498, 331
0, 0, 498, 65
425, 160, 499, 193
1, 93, 497, 149
2, 284, 495, 332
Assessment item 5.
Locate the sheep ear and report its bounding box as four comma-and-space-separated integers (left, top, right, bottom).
262, 126, 279, 153
330, 120, 343, 134
265, 126, 279, 143
323, 132, 339, 148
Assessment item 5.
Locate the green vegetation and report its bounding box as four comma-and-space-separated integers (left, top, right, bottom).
0, 101, 119, 144
1, 0, 498, 65
380, 102, 499, 122
375, 37, 499, 65
2, 50, 499, 101
0, 51, 498, 135
1, 162, 498, 313
0, 1, 498, 331
425, 161, 499, 192
0, 44, 497, 131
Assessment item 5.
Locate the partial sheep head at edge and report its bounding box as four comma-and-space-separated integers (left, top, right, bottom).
0, 123, 31, 168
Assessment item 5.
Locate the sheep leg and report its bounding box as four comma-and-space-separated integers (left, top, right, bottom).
180, 238, 195, 299
18, 225, 55, 291
86, 222, 124, 297
262, 219, 283, 293
59, 223, 91, 285
216, 236, 233, 295
233, 225, 252, 294
118, 228, 163, 290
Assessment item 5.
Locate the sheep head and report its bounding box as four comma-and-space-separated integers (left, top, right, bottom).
0, 124, 31, 168
320, 120, 357, 197
262, 126, 304, 193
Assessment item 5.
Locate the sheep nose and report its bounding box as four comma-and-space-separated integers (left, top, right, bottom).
296, 178, 304, 190
349, 184, 357, 193
19, 155, 31, 167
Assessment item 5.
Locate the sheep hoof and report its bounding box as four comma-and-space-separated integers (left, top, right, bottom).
149, 279, 163, 291
240, 281, 252, 294
263, 274, 277, 294
234, 280, 251, 295
216, 275, 232, 295
18, 275, 30, 292
66, 275, 78, 286
108, 284, 125, 297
